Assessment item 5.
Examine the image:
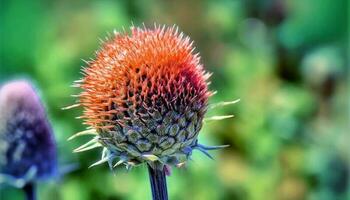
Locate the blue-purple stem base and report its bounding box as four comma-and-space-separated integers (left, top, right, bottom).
148, 164, 168, 200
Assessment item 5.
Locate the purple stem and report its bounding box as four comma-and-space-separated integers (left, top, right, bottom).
147, 164, 168, 200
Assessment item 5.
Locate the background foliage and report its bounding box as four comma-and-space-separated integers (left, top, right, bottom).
0, 0, 348, 199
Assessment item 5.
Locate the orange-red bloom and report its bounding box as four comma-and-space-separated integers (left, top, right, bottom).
70, 25, 232, 170
80, 26, 211, 131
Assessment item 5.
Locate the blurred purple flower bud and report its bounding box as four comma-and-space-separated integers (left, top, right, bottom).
0, 80, 57, 187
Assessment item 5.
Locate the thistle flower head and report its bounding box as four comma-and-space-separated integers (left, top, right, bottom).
0, 80, 57, 187
70, 25, 235, 170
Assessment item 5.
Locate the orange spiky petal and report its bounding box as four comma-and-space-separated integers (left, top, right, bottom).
73, 25, 223, 170
80, 26, 210, 132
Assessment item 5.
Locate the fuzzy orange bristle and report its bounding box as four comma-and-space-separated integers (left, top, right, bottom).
68, 24, 238, 173
79, 25, 210, 130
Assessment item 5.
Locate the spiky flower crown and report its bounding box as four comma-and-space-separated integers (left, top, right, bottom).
0, 81, 57, 187
68, 25, 238, 171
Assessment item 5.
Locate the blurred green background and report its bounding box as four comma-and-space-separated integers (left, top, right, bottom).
0, 0, 349, 199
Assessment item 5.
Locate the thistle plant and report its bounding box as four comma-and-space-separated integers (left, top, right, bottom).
67, 25, 238, 200
0, 80, 58, 200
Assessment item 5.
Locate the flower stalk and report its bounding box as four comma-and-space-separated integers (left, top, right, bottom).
23, 182, 36, 200
148, 164, 168, 200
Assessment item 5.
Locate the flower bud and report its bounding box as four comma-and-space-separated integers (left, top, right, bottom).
0, 80, 57, 187
69, 25, 232, 170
